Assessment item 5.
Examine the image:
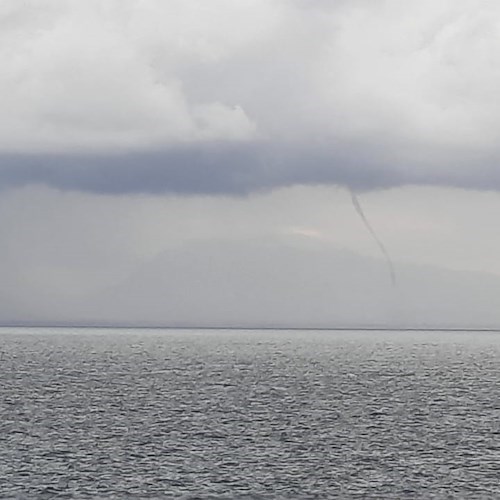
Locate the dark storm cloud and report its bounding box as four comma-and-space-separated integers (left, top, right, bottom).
0, 144, 410, 195
1, 142, 499, 196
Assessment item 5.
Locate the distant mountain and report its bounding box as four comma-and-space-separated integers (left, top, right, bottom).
74, 235, 500, 329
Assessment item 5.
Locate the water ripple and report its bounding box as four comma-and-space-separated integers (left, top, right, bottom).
1, 329, 499, 498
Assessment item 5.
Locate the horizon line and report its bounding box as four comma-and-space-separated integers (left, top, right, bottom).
0, 323, 500, 332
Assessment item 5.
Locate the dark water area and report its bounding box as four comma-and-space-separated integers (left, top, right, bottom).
1, 328, 500, 499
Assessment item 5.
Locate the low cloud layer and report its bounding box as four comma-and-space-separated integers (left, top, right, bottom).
2, 143, 500, 195
2, 0, 500, 194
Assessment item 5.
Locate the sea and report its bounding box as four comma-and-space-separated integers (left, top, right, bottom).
1, 327, 499, 499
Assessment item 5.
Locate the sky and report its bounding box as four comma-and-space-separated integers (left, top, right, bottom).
3, 0, 500, 327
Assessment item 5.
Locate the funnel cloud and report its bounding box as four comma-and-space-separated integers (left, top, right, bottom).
350, 190, 396, 287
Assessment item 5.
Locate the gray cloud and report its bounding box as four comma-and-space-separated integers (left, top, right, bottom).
1, 143, 499, 195
2, 1, 500, 195
0, 144, 396, 195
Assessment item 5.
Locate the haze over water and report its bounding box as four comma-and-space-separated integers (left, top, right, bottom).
1, 328, 499, 498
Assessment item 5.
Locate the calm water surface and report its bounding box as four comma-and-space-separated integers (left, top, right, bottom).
1, 328, 500, 499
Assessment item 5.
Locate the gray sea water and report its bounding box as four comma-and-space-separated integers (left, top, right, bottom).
1, 328, 500, 499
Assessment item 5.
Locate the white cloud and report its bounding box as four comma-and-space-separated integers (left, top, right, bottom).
313, 0, 500, 151
2, 0, 500, 154
0, 0, 267, 151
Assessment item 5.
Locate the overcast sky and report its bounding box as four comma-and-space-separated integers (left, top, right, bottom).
3, 0, 500, 327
